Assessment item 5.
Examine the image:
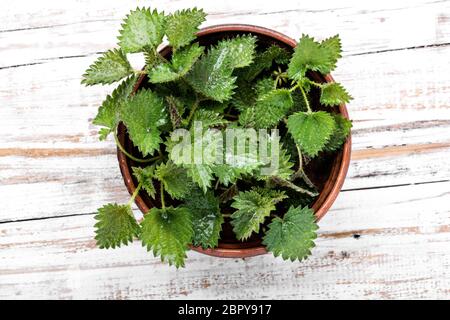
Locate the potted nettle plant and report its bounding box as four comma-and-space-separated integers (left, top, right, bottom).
82, 7, 352, 267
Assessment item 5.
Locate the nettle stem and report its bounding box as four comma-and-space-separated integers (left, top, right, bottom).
291, 145, 317, 190
271, 176, 318, 197
128, 182, 143, 206
134, 69, 147, 75
160, 183, 166, 209
114, 133, 161, 163
185, 96, 201, 125
298, 85, 312, 113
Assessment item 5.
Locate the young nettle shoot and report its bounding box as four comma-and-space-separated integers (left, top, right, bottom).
82, 7, 352, 267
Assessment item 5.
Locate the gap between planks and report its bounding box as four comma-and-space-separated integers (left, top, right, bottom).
1, 141, 449, 159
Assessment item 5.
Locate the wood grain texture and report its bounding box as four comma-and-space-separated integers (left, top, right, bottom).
0, 0, 449, 299
1, 0, 449, 68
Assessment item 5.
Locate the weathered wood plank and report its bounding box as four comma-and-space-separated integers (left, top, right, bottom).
1, 0, 449, 68
4, 0, 444, 30
0, 181, 449, 299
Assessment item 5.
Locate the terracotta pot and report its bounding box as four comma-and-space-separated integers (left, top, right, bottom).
117, 24, 352, 258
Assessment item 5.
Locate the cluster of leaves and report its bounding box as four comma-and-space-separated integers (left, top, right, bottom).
82, 7, 352, 267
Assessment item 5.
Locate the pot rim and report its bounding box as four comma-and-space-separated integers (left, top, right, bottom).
117, 24, 352, 258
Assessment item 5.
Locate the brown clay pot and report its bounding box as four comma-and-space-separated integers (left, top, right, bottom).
117, 24, 351, 259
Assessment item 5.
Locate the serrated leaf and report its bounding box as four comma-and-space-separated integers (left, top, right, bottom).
253, 89, 294, 129
185, 54, 235, 102
320, 35, 342, 71
324, 114, 352, 152
212, 163, 256, 187
202, 101, 230, 113
82, 49, 133, 85
94, 203, 140, 249
263, 206, 318, 261
186, 164, 215, 193
231, 81, 256, 112
193, 109, 228, 128
144, 50, 159, 71
254, 77, 275, 95
214, 35, 257, 69
240, 44, 290, 81
258, 145, 295, 180
287, 111, 335, 157
120, 89, 168, 156
231, 188, 287, 240
287, 35, 333, 80
186, 35, 256, 102
184, 188, 223, 249
93, 75, 137, 140
140, 206, 193, 268
148, 44, 204, 83
239, 88, 293, 129
155, 161, 192, 200
165, 8, 206, 49
132, 165, 156, 198
118, 8, 166, 53
320, 82, 353, 106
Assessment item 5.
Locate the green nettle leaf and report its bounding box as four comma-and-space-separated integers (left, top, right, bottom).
193, 109, 228, 128
213, 142, 263, 186
155, 161, 192, 200
148, 44, 204, 83
202, 101, 230, 113
320, 35, 342, 71
144, 50, 159, 71
320, 82, 353, 106
232, 81, 257, 112
240, 44, 290, 81
120, 89, 168, 156
258, 146, 295, 180
165, 8, 206, 49
214, 35, 257, 69
186, 35, 257, 102
140, 206, 193, 268
186, 164, 215, 193
82, 49, 133, 86
93, 75, 137, 140
118, 8, 166, 53
287, 35, 333, 80
132, 165, 156, 198
263, 206, 318, 261
324, 114, 352, 152
254, 77, 275, 95
212, 162, 256, 187
287, 111, 336, 157
94, 203, 140, 249
232, 76, 272, 114
231, 188, 287, 240
253, 89, 294, 129
184, 188, 223, 249
185, 53, 235, 102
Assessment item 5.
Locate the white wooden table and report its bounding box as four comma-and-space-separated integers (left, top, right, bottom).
1, 0, 449, 300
